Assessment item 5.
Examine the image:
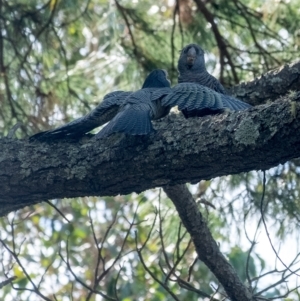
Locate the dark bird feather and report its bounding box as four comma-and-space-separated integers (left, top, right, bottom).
30, 47, 252, 141
29, 91, 132, 140
177, 43, 251, 117
96, 69, 174, 137
30, 70, 171, 140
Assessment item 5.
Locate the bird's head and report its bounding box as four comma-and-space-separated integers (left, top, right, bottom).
178, 44, 206, 73
142, 69, 171, 89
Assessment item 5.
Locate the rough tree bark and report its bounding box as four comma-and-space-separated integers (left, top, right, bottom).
1, 98, 300, 214
1, 60, 300, 216
230, 60, 300, 104
1, 61, 300, 301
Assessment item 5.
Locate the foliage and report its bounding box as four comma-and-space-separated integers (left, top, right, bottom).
1, 0, 300, 300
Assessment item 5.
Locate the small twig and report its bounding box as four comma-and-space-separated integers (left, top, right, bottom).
138, 207, 158, 251
251, 269, 279, 282
194, 0, 239, 83
113, 264, 123, 301
0, 276, 17, 288
115, 0, 138, 58
19, 0, 58, 69
245, 238, 256, 288
209, 283, 220, 301
176, 277, 219, 300
135, 232, 181, 301
86, 208, 119, 300
0, 239, 52, 301
45, 200, 71, 223
158, 190, 172, 270
254, 266, 300, 296
60, 0, 91, 27
164, 236, 192, 284
260, 171, 300, 277
198, 198, 216, 209
7, 122, 22, 138
171, 0, 180, 76
59, 238, 116, 301
187, 256, 198, 282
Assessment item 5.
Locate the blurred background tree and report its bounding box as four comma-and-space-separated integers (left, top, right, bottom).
0, 0, 300, 300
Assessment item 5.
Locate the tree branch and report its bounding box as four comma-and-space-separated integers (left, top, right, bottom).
164, 184, 253, 301
230, 60, 300, 104
193, 0, 239, 84
0, 60, 300, 216
0, 95, 300, 216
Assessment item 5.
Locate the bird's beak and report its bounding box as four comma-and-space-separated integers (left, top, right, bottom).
186, 47, 197, 66
187, 55, 195, 65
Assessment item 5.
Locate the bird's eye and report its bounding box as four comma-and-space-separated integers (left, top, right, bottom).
180, 47, 189, 54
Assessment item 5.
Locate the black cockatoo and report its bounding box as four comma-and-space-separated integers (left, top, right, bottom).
98, 44, 252, 137
95, 69, 173, 138
177, 43, 251, 117
30, 69, 171, 140
30, 63, 251, 139
97, 79, 252, 138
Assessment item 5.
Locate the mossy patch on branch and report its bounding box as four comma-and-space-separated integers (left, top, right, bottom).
234, 118, 260, 146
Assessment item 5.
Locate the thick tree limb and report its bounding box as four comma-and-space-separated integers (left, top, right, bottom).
230, 60, 300, 104
164, 184, 253, 301
1, 97, 300, 216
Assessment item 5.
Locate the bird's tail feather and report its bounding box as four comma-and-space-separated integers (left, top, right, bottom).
96, 108, 153, 139
29, 130, 52, 141
29, 116, 100, 141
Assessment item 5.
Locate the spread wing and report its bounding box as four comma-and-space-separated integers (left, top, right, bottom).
95, 102, 154, 138
161, 83, 251, 118
29, 91, 133, 141
95, 88, 171, 138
